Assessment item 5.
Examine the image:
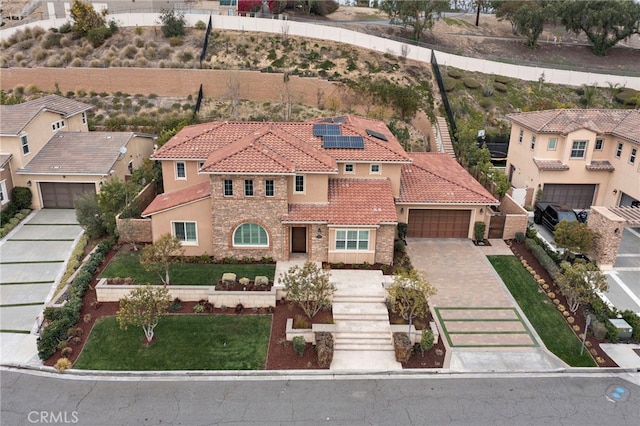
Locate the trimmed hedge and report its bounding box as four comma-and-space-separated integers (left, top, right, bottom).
447, 68, 462, 79
525, 238, 559, 280
37, 236, 116, 360
463, 78, 481, 89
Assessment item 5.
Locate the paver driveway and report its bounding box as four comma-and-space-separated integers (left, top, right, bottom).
0, 209, 83, 364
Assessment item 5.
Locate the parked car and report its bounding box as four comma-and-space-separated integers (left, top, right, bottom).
533, 202, 578, 232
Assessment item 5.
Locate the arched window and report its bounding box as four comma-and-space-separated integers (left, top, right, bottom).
233, 223, 268, 247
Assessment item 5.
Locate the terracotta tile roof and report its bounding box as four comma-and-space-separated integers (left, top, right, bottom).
16, 132, 145, 175
153, 117, 410, 172
399, 153, 498, 205
533, 159, 570, 171
282, 178, 397, 225
586, 160, 615, 171
0, 94, 92, 135
142, 181, 211, 217
507, 109, 640, 144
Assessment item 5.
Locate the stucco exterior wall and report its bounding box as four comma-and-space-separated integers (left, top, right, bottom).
327, 227, 377, 264
499, 194, 528, 239
0, 162, 13, 210
161, 160, 210, 193
110, 135, 155, 179
335, 162, 402, 198
287, 173, 328, 203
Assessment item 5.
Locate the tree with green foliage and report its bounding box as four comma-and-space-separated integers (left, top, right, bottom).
560, 0, 640, 56
513, 1, 554, 49
419, 328, 435, 356
379, 0, 449, 41
281, 261, 335, 318
158, 8, 186, 38
116, 284, 171, 344
557, 261, 608, 313
387, 269, 436, 333
492, 0, 526, 34
70, 0, 106, 36
140, 233, 185, 285
74, 192, 106, 238
553, 220, 598, 261
96, 177, 141, 235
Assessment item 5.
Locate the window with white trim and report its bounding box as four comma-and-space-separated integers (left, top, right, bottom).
244, 179, 254, 196
616, 142, 623, 158
175, 161, 186, 179
530, 135, 536, 150
198, 161, 205, 173
294, 175, 304, 193
172, 221, 197, 244
0, 180, 8, 205
223, 179, 233, 196
21, 135, 29, 155
570, 140, 587, 159
233, 223, 268, 247
518, 129, 523, 143
370, 164, 380, 174
128, 161, 134, 175
595, 138, 604, 151
344, 164, 354, 174
81, 112, 87, 124
630, 148, 637, 165
52, 120, 65, 131
547, 138, 557, 151
265, 179, 274, 197
335, 229, 369, 251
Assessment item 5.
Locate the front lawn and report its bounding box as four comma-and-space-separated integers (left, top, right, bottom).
74, 315, 271, 370
101, 252, 276, 285
488, 255, 596, 367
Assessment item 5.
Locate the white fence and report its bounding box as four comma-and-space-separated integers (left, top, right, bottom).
1, 13, 639, 90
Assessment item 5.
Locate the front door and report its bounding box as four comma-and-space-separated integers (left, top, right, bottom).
291, 227, 307, 253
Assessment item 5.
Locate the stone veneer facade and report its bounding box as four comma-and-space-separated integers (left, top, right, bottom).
375, 224, 395, 265
211, 175, 289, 260
587, 206, 626, 271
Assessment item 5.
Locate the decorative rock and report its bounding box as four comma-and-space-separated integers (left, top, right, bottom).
393, 332, 412, 363
315, 331, 334, 368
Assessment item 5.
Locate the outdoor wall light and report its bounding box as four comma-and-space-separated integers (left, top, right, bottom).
613, 189, 618, 194
400, 207, 404, 214
316, 228, 323, 239
614, 228, 620, 235
99, 182, 103, 188
480, 208, 484, 214
26, 180, 32, 187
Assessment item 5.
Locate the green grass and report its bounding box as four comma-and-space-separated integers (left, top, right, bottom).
74, 315, 271, 370
101, 252, 275, 285
488, 255, 596, 367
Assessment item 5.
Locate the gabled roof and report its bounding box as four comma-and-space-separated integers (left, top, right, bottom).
152, 116, 410, 172
282, 178, 397, 225
507, 109, 640, 144
16, 132, 146, 176
0, 95, 92, 136
399, 153, 498, 205
142, 181, 211, 217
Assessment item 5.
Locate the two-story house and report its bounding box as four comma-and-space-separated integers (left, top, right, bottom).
142, 115, 498, 264
505, 109, 640, 209
0, 95, 155, 209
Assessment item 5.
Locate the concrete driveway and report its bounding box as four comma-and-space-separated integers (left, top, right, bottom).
406, 238, 565, 371
0, 209, 83, 365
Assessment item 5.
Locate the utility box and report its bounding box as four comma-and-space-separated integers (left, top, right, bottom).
608, 318, 633, 341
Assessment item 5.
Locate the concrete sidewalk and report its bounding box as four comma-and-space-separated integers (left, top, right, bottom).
0, 209, 83, 365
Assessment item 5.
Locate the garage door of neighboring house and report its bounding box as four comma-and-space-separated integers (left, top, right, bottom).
40, 182, 96, 208
542, 184, 596, 210
407, 209, 471, 238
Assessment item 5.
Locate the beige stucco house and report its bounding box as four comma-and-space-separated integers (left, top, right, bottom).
142, 116, 498, 264
0, 95, 155, 209
505, 109, 640, 209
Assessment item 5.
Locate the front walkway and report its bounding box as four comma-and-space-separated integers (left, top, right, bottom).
406, 238, 565, 371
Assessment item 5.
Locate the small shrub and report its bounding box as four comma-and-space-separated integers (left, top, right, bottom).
220, 304, 227, 312
57, 341, 67, 351
168, 36, 183, 47
447, 68, 462, 79
567, 316, 575, 324
293, 315, 311, 329
494, 75, 509, 84
419, 329, 435, 356
494, 82, 508, 93
54, 358, 72, 372
292, 336, 306, 357
463, 78, 481, 89
235, 303, 244, 314
255, 276, 269, 286
61, 346, 73, 358
194, 20, 207, 30
83, 314, 92, 324
193, 304, 205, 313
239, 277, 250, 286
443, 77, 456, 92
71, 336, 82, 345
515, 232, 525, 243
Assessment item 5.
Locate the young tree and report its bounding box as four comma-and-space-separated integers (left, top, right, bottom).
70, 0, 106, 36
74, 192, 106, 238
97, 177, 141, 235
379, 0, 449, 41
560, 0, 640, 56
553, 220, 598, 261
140, 233, 185, 285
281, 261, 336, 318
158, 9, 187, 38
387, 269, 437, 333
557, 261, 608, 313
116, 284, 171, 344
512, 1, 553, 49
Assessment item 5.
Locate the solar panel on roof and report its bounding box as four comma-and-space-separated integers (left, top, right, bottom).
322, 135, 365, 149
313, 124, 341, 137
366, 129, 388, 141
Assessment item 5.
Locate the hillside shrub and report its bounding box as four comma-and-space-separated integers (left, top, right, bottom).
443, 77, 456, 92
447, 68, 462, 79
494, 82, 508, 93
463, 78, 481, 89
525, 238, 560, 280
494, 75, 509, 84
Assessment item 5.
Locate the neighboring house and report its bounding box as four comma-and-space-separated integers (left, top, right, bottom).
0, 154, 13, 210
0, 94, 155, 209
506, 109, 640, 210
142, 116, 498, 264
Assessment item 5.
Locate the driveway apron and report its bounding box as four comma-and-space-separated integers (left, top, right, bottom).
0, 209, 83, 365
406, 238, 565, 371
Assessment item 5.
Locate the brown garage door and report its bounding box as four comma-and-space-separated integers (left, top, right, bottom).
40, 182, 96, 208
407, 209, 471, 238
542, 184, 596, 210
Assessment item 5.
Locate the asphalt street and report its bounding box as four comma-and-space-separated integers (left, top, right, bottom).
1, 370, 639, 425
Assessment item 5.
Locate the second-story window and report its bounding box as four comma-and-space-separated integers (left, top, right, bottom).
518, 129, 524, 143
370, 164, 380, 174
294, 175, 305, 193
547, 138, 557, 151
224, 179, 233, 196
265, 179, 274, 197
530, 135, 536, 150
570, 141, 587, 159
344, 164, 354, 174
81, 112, 87, 124
595, 138, 604, 151
176, 161, 186, 179
630, 148, 637, 165
244, 179, 254, 196
52, 120, 65, 131
21, 135, 29, 155
198, 161, 205, 173
616, 142, 624, 158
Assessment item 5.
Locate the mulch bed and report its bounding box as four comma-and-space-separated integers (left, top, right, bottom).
388, 309, 447, 369
508, 241, 617, 367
